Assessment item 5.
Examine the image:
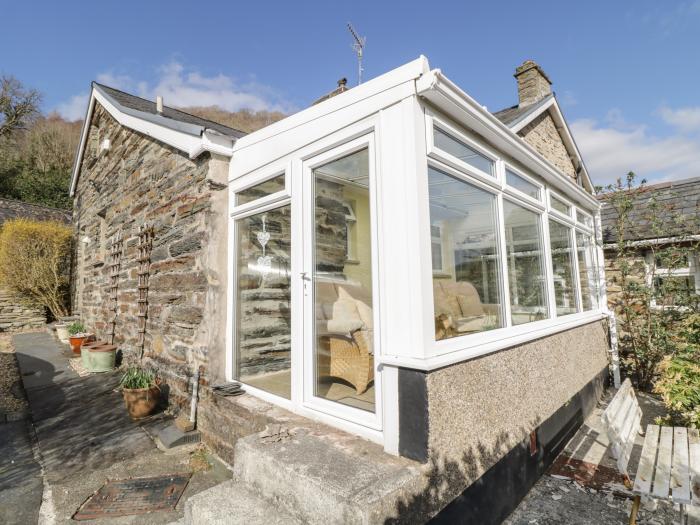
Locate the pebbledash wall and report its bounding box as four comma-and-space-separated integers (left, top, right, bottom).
71, 102, 230, 410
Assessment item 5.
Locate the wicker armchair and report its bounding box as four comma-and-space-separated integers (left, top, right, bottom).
318, 329, 374, 394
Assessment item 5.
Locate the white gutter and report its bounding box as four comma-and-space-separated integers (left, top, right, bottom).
416, 69, 600, 210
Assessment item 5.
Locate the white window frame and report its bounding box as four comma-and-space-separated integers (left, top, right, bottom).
230, 163, 291, 216
646, 250, 700, 308
422, 111, 603, 362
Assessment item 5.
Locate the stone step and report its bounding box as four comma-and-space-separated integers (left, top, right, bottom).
183, 479, 301, 525
232, 425, 424, 525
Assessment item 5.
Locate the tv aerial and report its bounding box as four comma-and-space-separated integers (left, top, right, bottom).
347, 23, 366, 85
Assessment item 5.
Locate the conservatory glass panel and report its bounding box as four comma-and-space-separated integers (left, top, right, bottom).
236, 174, 286, 206
576, 231, 598, 310
548, 219, 577, 315
506, 169, 541, 200
312, 148, 375, 413
235, 205, 292, 398
504, 201, 548, 325
551, 195, 571, 215
433, 127, 495, 176
428, 167, 503, 340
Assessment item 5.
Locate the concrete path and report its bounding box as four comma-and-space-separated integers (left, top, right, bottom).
8, 332, 231, 524
0, 420, 43, 525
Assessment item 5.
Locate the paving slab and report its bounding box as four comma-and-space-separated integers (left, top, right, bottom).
0, 420, 43, 525
10, 331, 233, 524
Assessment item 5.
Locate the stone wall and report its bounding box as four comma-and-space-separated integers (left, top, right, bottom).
72, 102, 229, 408
519, 112, 577, 180
424, 319, 610, 504
0, 286, 46, 332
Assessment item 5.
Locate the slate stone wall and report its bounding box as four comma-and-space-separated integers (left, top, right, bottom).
519, 112, 577, 180
72, 102, 229, 409
0, 286, 46, 332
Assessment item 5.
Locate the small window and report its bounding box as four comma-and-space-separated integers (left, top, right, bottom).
550, 195, 571, 215
506, 169, 541, 200
433, 127, 495, 176
235, 174, 285, 206
576, 209, 593, 229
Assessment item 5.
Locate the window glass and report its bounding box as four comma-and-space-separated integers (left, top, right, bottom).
235, 206, 292, 398
428, 167, 503, 340
548, 220, 577, 315
433, 127, 495, 176
551, 195, 570, 215
506, 169, 540, 200
654, 276, 697, 306
577, 209, 593, 229
504, 202, 548, 325
576, 231, 598, 310
235, 174, 285, 206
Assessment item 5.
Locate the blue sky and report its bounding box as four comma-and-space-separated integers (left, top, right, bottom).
2, 0, 700, 185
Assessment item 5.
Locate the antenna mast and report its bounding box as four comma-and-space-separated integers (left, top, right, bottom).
347, 23, 366, 85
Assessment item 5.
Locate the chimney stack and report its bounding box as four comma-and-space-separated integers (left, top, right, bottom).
156, 95, 163, 114
514, 60, 552, 107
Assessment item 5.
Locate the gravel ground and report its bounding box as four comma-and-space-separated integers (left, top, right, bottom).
0, 333, 29, 416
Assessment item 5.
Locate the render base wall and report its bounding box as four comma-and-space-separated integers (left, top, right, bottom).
397, 319, 611, 521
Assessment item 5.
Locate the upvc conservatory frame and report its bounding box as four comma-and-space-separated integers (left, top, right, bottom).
226, 57, 608, 451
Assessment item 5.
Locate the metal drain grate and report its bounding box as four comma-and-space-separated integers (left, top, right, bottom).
73, 473, 191, 520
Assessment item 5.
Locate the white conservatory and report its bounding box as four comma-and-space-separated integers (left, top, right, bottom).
225, 56, 609, 455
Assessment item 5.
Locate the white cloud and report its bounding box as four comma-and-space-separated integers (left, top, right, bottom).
55, 93, 90, 121
571, 113, 700, 186
658, 105, 700, 133
55, 61, 295, 120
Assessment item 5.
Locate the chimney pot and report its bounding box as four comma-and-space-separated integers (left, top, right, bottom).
156, 96, 163, 114
338, 78, 347, 88
514, 60, 552, 107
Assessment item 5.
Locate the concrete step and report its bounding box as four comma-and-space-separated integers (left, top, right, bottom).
183, 479, 301, 525
232, 425, 424, 525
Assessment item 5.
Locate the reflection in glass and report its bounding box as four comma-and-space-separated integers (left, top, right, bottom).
576, 232, 598, 310
434, 127, 495, 176
236, 174, 285, 206
313, 148, 375, 413
549, 220, 577, 315
235, 205, 292, 398
504, 201, 548, 325
506, 169, 540, 200
428, 168, 503, 340
551, 195, 570, 215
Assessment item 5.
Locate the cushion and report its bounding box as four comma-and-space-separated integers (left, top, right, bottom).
330, 286, 364, 332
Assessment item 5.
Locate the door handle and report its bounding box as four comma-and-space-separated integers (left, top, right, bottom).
300, 272, 312, 281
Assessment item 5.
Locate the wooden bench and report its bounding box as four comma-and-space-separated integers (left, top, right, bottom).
601, 378, 700, 524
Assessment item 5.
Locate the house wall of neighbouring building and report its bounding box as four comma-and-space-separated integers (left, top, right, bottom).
519, 112, 577, 181
71, 102, 230, 409
397, 319, 610, 523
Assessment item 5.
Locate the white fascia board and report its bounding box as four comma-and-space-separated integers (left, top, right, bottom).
231, 56, 430, 154
508, 96, 556, 133
69, 88, 235, 197
418, 70, 600, 210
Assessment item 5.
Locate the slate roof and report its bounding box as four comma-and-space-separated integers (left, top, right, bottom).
599, 176, 700, 244
492, 94, 554, 128
0, 198, 71, 226
94, 83, 246, 139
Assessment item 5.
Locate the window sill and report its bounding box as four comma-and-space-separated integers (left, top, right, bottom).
378, 310, 607, 371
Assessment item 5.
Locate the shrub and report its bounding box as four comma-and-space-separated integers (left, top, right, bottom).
67, 322, 85, 336
119, 367, 156, 390
655, 347, 700, 429
0, 218, 72, 319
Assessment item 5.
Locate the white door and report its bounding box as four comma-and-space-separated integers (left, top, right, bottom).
300, 134, 382, 430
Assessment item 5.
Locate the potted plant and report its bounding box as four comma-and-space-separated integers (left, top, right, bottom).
119, 367, 160, 420
67, 322, 89, 354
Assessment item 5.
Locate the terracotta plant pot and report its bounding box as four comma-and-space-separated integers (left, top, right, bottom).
122, 385, 160, 420
69, 335, 87, 355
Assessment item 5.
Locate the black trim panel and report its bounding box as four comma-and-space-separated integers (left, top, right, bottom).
398, 368, 429, 462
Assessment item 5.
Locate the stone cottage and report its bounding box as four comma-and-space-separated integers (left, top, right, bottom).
599, 176, 700, 307
0, 198, 71, 331
70, 58, 613, 523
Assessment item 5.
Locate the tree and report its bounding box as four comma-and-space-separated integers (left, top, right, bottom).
0, 219, 72, 319
0, 75, 41, 139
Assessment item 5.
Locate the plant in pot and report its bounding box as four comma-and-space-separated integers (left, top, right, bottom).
67, 322, 90, 354
119, 367, 160, 420
55, 322, 70, 343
